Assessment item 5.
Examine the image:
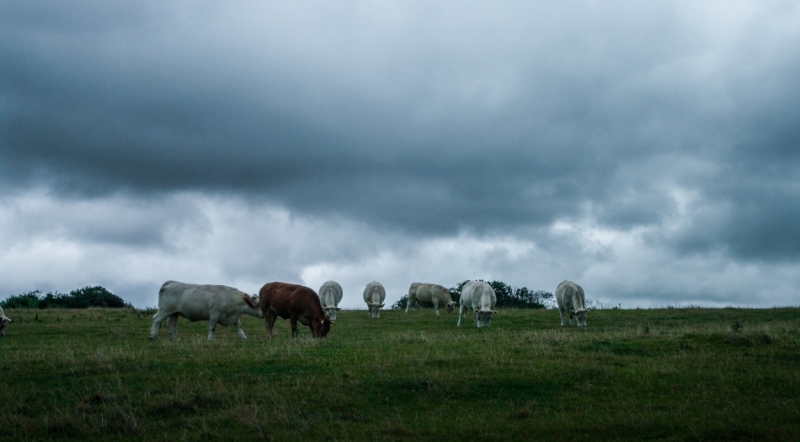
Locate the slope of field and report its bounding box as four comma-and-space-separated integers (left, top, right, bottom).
1, 307, 798, 441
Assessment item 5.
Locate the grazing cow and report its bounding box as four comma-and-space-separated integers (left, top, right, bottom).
405, 283, 455, 315
149, 281, 263, 341
318, 281, 343, 321
259, 282, 331, 339
457, 281, 498, 327
363, 281, 386, 318
556, 280, 588, 327
0, 306, 10, 337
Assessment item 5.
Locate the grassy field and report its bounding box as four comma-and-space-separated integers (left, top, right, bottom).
1, 306, 799, 441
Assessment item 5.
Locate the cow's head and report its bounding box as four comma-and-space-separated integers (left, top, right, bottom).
367, 302, 385, 319
569, 308, 588, 327
242, 295, 264, 318
312, 315, 332, 338
322, 306, 341, 321
445, 301, 455, 314
475, 308, 497, 327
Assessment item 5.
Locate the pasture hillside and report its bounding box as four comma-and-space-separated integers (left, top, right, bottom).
1, 307, 799, 441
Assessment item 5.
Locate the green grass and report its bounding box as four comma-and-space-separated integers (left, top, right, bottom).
1, 307, 799, 441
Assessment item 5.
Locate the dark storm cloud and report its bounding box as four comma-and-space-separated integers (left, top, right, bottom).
2, 1, 800, 260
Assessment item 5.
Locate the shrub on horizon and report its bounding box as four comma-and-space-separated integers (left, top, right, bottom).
0, 286, 129, 309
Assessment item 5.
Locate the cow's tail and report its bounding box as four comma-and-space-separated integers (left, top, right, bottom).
369, 285, 380, 304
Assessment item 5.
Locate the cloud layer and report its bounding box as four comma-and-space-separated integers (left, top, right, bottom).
2, 1, 799, 308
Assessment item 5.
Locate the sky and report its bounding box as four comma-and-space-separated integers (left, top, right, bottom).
2, 1, 799, 309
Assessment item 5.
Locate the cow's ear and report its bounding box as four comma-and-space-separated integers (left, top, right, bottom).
335, 307, 341, 311
378, 303, 385, 308
569, 309, 576, 314
492, 310, 498, 314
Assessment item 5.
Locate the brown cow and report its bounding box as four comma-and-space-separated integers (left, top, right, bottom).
258, 282, 332, 339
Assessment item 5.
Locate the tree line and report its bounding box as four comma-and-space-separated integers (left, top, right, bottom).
0, 286, 129, 309
392, 280, 555, 310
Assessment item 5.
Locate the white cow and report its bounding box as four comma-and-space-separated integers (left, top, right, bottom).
149, 281, 263, 340
318, 281, 343, 321
0, 306, 10, 337
556, 280, 588, 327
363, 281, 386, 318
457, 281, 498, 327
405, 283, 455, 315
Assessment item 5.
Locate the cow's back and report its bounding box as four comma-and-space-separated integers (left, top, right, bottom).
158, 281, 247, 321
556, 280, 585, 310
319, 281, 343, 307
414, 283, 452, 305
363, 281, 386, 304
462, 281, 496, 310
260, 282, 325, 318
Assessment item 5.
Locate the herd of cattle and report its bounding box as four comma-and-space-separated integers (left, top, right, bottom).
0, 280, 588, 339
146, 279, 589, 340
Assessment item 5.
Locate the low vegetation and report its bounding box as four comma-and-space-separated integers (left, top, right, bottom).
392, 280, 554, 310
1, 286, 129, 309
1, 306, 799, 441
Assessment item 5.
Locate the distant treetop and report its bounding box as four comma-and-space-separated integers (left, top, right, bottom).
0, 286, 129, 309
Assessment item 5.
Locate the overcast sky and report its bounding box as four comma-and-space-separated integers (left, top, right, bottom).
2, 1, 799, 310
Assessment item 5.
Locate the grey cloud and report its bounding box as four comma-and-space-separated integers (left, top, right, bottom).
0, 191, 209, 249
2, 1, 800, 264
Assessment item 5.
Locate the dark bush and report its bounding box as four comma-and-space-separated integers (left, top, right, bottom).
391, 295, 408, 310
1, 286, 129, 309
0, 291, 42, 309
450, 280, 553, 309
390, 281, 553, 310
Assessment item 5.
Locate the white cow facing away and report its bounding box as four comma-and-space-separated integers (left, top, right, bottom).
318, 281, 343, 321
150, 281, 263, 340
405, 283, 455, 315
0, 306, 10, 337
556, 280, 588, 327
363, 281, 386, 318
458, 281, 497, 327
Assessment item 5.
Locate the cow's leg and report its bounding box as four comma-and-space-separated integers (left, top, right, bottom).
290, 316, 299, 337
235, 319, 247, 339
265, 309, 277, 339
149, 311, 170, 340
207, 313, 220, 341
457, 304, 465, 327
433, 298, 440, 316
405, 296, 412, 314
168, 313, 180, 340
473, 309, 479, 327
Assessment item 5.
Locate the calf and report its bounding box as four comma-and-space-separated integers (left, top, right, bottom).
318, 281, 343, 321
363, 281, 386, 318
149, 281, 263, 340
457, 280, 497, 327
259, 282, 331, 339
556, 280, 588, 327
405, 282, 455, 315
0, 306, 10, 337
